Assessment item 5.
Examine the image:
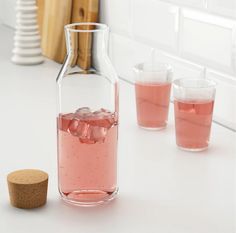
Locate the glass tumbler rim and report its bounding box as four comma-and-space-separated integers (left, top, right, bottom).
173, 78, 217, 89
134, 62, 172, 73
65, 22, 109, 33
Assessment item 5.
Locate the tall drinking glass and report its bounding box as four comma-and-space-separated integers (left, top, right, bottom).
134, 63, 172, 130
173, 78, 216, 151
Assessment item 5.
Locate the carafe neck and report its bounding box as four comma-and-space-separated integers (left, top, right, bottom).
65, 23, 109, 70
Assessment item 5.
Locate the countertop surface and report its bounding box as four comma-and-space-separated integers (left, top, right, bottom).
0, 25, 235, 233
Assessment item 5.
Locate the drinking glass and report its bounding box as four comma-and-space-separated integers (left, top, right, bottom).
134, 62, 172, 130
173, 78, 216, 151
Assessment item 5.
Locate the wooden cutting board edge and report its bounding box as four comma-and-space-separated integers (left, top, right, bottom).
36, 0, 99, 64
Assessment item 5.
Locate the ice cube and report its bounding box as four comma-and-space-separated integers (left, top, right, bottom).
76, 107, 91, 113
76, 121, 90, 138
110, 113, 118, 125
58, 113, 74, 132
93, 110, 103, 116
75, 107, 92, 119
96, 118, 112, 128
79, 136, 95, 144
67, 108, 116, 143
78, 125, 94, 144
78, 125, 107, 144
68, 118, 80, 136
90, 109, 113, 128
94, 109, 111, 117
90, 126, 107, 143
101, 108, 111, 113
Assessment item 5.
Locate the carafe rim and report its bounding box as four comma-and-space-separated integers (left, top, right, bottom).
65, 23, 109, 33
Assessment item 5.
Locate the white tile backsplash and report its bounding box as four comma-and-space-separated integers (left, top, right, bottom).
164, 0, 206, 9
110, 35, 205, 82
153, 51, 205, 79
208, 0, 236, 19
1, 0, 236, 130
101, 0, 236, 130
133, 0, 179, 52
110, 33, 153, 82
180, 9, 234, 73
206, 70, 236, 130
152, 51, 205, 100
100, 0, 132, 36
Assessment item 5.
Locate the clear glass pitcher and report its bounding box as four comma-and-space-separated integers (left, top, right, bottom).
56, 23, 119, 206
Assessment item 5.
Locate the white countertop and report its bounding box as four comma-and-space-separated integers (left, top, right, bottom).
0, 25, 235, 233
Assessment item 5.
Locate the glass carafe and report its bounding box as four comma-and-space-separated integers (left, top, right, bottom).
56, 23, 119, 206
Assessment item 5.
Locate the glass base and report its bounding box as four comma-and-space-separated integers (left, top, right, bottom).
60, 188, 118, 207
139, 125, 166, 131
177, 145, 209, 152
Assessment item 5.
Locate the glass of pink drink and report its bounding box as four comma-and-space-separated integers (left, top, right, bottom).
173, 78, 216, 151
134, 63, 172, 130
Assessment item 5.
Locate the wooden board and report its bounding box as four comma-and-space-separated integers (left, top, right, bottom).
39, 0, 72, 63
71, 0, 99, 69
36, 0, 44, 36
36, 0, 99, 64
71, 0, 99, 23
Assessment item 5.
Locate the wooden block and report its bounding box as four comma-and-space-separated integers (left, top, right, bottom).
36, 0, 99, 64
40, 0, 72, 63
36, 0, 44, 36
71, 0, 99, 69
7, 169, 48, 209
71, 0, 99, 23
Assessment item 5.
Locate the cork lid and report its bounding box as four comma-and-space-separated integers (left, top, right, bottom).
7, 169, 48, 209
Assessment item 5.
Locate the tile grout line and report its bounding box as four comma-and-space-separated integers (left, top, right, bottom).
212, 120, 236, 132
159, 0, 236, 21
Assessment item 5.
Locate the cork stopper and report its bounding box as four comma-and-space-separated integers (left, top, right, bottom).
7, 169, 48, 209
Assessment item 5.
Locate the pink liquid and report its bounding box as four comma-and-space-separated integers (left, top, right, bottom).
135, 82, 171, 128
174, 100, 214, 150
57, 108, 118, 205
